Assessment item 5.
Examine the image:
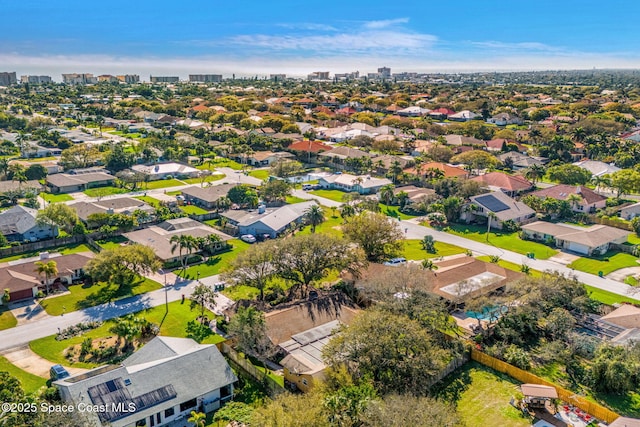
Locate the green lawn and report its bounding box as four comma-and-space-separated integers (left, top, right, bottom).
476, 256, 544, 278
568, 251, 640, 276
628, 234, 640, 245
0, 356, 47, 394
0, 243, 93, 264
180, 204, 209, 215
143, 178, 185, 190
403, 239, 466, 260
584, 285, 640, 305
435, 362, 530, 427
30, 301, 224, 369
83, 186, 128, 197
297, 214, 344, 237
134, 195, 161, 207
379, 203, 420, 220
446, 223, 558, 260
41, 192, 74, 203
286, 195, 307, 204
0, 306, 17, 330
166, 190, 181, 196
248, 169, 270, 180
96, 236, 129, 251
40, 277, 163, 316
309, 189, 347, 203
222, 285, 260, 301
178, 240, 251, 279
182, 174, 225, 185
198, 158, 243, 170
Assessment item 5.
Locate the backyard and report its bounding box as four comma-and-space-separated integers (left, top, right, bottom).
434, 362, 530, 427
134, 195, 161, 206
30, 300, 224, 369
308, 189, 347, 202
445, 223, 558, 260
180, 204, 209, 215
40, 277, 162, 316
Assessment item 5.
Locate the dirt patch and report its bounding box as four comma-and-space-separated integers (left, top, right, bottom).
2, 346, 87, 378
64, 335, 153, 365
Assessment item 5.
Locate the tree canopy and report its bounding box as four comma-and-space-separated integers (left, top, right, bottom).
341, 212, 404, 262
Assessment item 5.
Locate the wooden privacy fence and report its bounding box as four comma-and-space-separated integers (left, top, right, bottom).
470, 348, 619, 424
219, 342, 284, 397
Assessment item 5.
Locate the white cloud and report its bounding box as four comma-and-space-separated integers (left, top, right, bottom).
362, 18, 410, 29
276, 23, 338, 31
470, 40, 565, 53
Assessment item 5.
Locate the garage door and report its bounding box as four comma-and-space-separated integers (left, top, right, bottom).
9, 289, 34, 302
568, 242, 589, 255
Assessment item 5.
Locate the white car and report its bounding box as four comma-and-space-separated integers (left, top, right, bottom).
383, 257, 407, 266
240, 234, 257, 243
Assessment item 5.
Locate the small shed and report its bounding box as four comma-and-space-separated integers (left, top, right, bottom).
521, 384, 558, 408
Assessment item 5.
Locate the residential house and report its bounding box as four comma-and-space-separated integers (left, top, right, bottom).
462, 192, 536, 229
392, 185, 436, 205
429, 108, 456, 120
264, 297, 359, 392
46, 171, 115, 193
397, 106, 431, 117
448, 110, 481, 121
529, 184, 606, 213
287, 140, 331, 163
471, 172, 533, 197
68, 197, 155, 223
371, 154, 413, 172
180, 184, 238, 210
521, 221, 630, 256
9, 159, 63, 175
620, 202, 640, 220
403, 162, 467, 179
21, 143, 62, 158
237, 151, 296, 167
444, 134, 486, 147
54, 336, 237, 427
497, 152, 547, 170
317, 146, 374, 166
318, 173, 393, 195
124, 218, 231, 262
486, 113, 523, 126
0, 180, 43, 194
0, 252, 93, 303
131, 162, 200, 180
573, 160, 620, 177
220, 201, 316, 238
0, 205, 58, 242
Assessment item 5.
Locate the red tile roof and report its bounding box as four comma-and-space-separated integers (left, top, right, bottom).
471, 172, 533, 192
287, 140, 331, 153
530, 184, 606, 205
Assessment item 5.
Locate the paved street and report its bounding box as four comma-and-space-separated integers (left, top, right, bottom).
0, 275, 229, 352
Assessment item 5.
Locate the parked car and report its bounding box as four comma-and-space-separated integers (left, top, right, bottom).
383, 257, 407, 266
240, 234, 257, 243
50, 364, 70, 380
302, 184, 313, 191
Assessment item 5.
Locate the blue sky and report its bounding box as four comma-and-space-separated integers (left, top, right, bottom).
2, 0, 639, 78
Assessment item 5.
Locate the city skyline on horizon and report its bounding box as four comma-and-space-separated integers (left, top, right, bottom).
3, 0, 640, 79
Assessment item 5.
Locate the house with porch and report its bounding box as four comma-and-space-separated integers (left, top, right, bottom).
529, 184, 607, 213
46, 171, 115, 193
470, 172, 533, 197
219, 201, 316, 238
54, 337, 237, 427
461, 192, 536, 230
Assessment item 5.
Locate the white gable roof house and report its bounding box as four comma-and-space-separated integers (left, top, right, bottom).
131, 162, 200, 180
221, 201, 317, 238
318, 173, 392, 194
54, 337, 237, 427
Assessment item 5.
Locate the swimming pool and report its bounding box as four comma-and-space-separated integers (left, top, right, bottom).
466, 306, 508, 322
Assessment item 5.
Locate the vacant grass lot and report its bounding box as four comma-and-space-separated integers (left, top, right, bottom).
40, 277, 162, 316
0, 356, 47, 394
568, 251, 640, 275
41, 192, 74, 203
30, 301, 224, 369
435, 362, 530, 427
134, 195, 161, 207
446, 223, 558, 260
198, 158, 243, 170
178, 239, 251, 279
309, 189, 346, 202
403, 239, 466, 260
379, 203, 420, 220
182, 174, 225, 185
0, 306, 17, 330
83, 186, 128, 197
0, 243, 92, 264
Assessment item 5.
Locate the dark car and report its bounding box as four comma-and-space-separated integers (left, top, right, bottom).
50, 364, 70, 380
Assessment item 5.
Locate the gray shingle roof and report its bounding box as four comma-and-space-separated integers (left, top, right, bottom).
0, 205, 38, 235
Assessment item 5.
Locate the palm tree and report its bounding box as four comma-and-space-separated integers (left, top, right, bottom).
170, 235, 198, 274
34, 260, 58, 295
486, 212, 497, 239
421, 259, 439, 271
379, 184, 395, 206
188, 411, 206, 427
304, 204, 325, 233
214, 196, 232, 213
0, 158, 9, 178
592, 175, 611, 193
389, 160, 403, 184
524, 164, 545, 186
567, 193, 583, 211
109, 317, 141, 351
420, 235, 436, 254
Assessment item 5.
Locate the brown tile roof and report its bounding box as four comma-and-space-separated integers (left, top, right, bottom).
404, 162, 467, 178
264, 297, 359, 345
530, 184, 606, 205
287, 140, 332, 153
471, 172, 533, 192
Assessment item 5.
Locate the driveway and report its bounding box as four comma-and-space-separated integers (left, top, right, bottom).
8, 300, 51, 326
1, 346, 87, 378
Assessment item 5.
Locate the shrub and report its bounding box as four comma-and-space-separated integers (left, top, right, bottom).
504, 344, 531, 370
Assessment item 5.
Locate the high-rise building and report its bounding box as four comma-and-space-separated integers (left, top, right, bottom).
150, 76, 179, 83
62, 73, 97, 84
188, 74, 222, 83
334, 71, 360, 81
20, 75, 52, 84
307, 71, 330, 81
0, 72, 17, 86
97, 75, 119, 83
270, 74, 286, 81
116, 74, 140, 83
378, 67, 391, 79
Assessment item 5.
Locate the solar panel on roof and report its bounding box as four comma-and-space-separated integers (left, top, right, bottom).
475, 194, 509, 212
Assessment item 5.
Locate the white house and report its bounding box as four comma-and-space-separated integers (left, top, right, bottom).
220, 201, 317, 238
462, 192, 536, 230
448, 110, 481, 121
318, 173, 392, 195
486, 113, 524, 126
573, 160, 621, 177
131, 162, 200, 180
54, 337, 237, 427
620, 202, 640, 221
